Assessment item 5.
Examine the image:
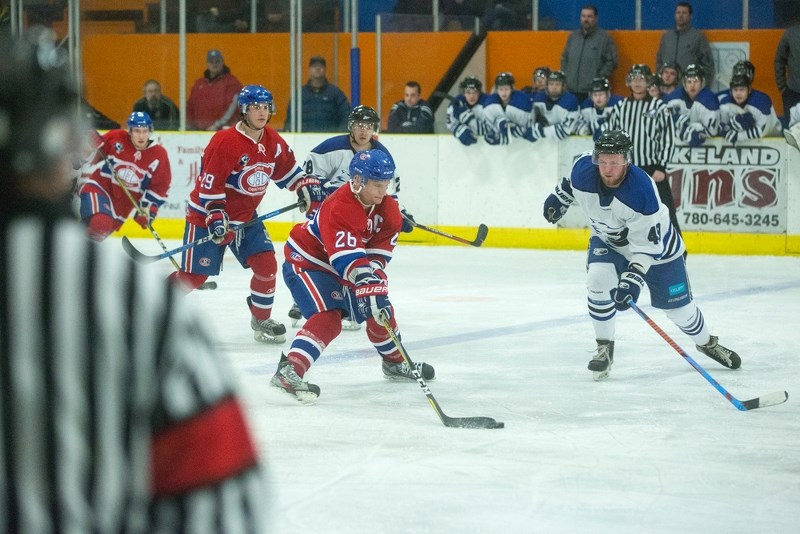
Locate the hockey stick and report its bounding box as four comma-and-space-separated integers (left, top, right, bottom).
99, 150, 217, 290
628, 301, 788, 411
402, 215, 489, 247
121, 200, 304, 264
380, 313, 504, 429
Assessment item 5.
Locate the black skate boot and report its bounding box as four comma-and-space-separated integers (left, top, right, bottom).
270, 354, 320, 404
288, 303, 303, 327
588, 339, 615, 381
382, 359, 435, 381
696, 335, 741, 369
247, 296, 286, 343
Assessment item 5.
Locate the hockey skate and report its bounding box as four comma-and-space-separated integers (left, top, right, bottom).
588, 339, 615, 381
382, 359, 435, 381
342, 318, 361, 331
247, 297, 286, 343
270, 354, 320, 404
696, 335, 741, 369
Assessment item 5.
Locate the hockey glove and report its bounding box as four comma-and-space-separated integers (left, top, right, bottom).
400, 209, 416, 233
496, 119, 511, 144
294, 175, 325, 215
483, 128, 502, 145
205, 209, 233, 246
610, 264, 645, 311
721, 124, 739, 145
455, 125, 478, 146
548, 123, 569, 140
733, 112, 756, 131
688, 130, 707, 148
354, 270, 392, 322
543, 177, 575, 223
134, 200, 158, 229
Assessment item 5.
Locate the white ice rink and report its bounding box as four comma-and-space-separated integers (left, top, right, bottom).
126, 237, 800, 533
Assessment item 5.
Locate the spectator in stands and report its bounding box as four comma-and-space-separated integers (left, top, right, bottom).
560, 4, 618, 102
656, 2, 715, 86
774, 23, 800, 128
718, 73, 781, 146
441, 0, 486, 30
264, 0, 338, 32
482, 1, 529, 30
387, 81, 435, 133
186, 49, 242, 130
284, 56, 350, 132
662, 63, 720, 147
132, 79, 179, 131
446, 75, 490, 145
657, 62, 682, 95
195, 2, 250, 32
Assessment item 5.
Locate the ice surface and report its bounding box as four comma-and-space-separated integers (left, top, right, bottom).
128, 238, 800, 533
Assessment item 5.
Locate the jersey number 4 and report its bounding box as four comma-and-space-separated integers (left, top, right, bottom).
648, 223, 662, 245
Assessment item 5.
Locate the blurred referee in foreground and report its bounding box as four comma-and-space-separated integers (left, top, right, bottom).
0, 29, 267, 532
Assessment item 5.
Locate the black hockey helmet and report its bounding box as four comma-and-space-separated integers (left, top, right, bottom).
547, 70, 567, 83
729, 74, 751, 89
732, 60, 755, 83
592, 130, 633, 165
494, 71, 515, 88
533, 66, 551, 80
459, 75, 483, 92
626, 63, 653, 82
590, 77, 610, 93
683, 63, 705, 82
657, 61, 681, 78
347, 104, 380, 134
0, 27, 80, 186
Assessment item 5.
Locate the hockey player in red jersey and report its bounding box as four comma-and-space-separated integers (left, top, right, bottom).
168, 84, 324, 344
78, 111, 172, 241
274, 149, 435, 403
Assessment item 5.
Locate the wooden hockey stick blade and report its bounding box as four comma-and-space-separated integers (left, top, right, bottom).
740, 391, 788, 411
473, 224, 489, 246
198, 281, 218, 291
121, 236, 160, 263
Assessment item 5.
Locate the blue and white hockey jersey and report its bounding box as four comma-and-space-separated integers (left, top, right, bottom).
302, 134, 401, 198
482, 90, 533, 144
662, 86, 720, 143
446, 92, 490, 143
568, 154, 685, 271
530, 91, 581, 139
717, 89, 781, 143
575, 94, 624, 136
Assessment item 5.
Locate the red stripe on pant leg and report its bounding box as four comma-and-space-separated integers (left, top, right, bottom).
150, 396, 259, 497
298, 269, 327, 310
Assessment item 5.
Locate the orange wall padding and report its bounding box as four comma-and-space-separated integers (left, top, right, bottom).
82, 29, 786, 129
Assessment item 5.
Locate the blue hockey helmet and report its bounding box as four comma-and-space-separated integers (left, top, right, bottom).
349, 149, 394, 183
127, 111, 153, 131
238, 84, 275, 114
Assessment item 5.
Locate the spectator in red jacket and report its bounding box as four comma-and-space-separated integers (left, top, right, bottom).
186, 49, 243, 130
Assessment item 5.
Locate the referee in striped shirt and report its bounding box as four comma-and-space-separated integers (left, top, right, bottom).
1, 29, 267, 533
604, 64, 681, 235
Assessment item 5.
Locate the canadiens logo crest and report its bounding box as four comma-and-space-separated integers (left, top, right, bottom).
237, 163, 274, 195
331, 291, 343, 300
114, 142, 124, 154
199, 257, 212, 267
290, 252, 302, 261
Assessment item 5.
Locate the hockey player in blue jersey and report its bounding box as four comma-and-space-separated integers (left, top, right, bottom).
718, 74, 781, 145
543, 130, 741, 380
662, 63, 720, 147
446, 76, 490, 146
575, 77, 623, 138
483, 72, 536, 144
530, 69, 581, 140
